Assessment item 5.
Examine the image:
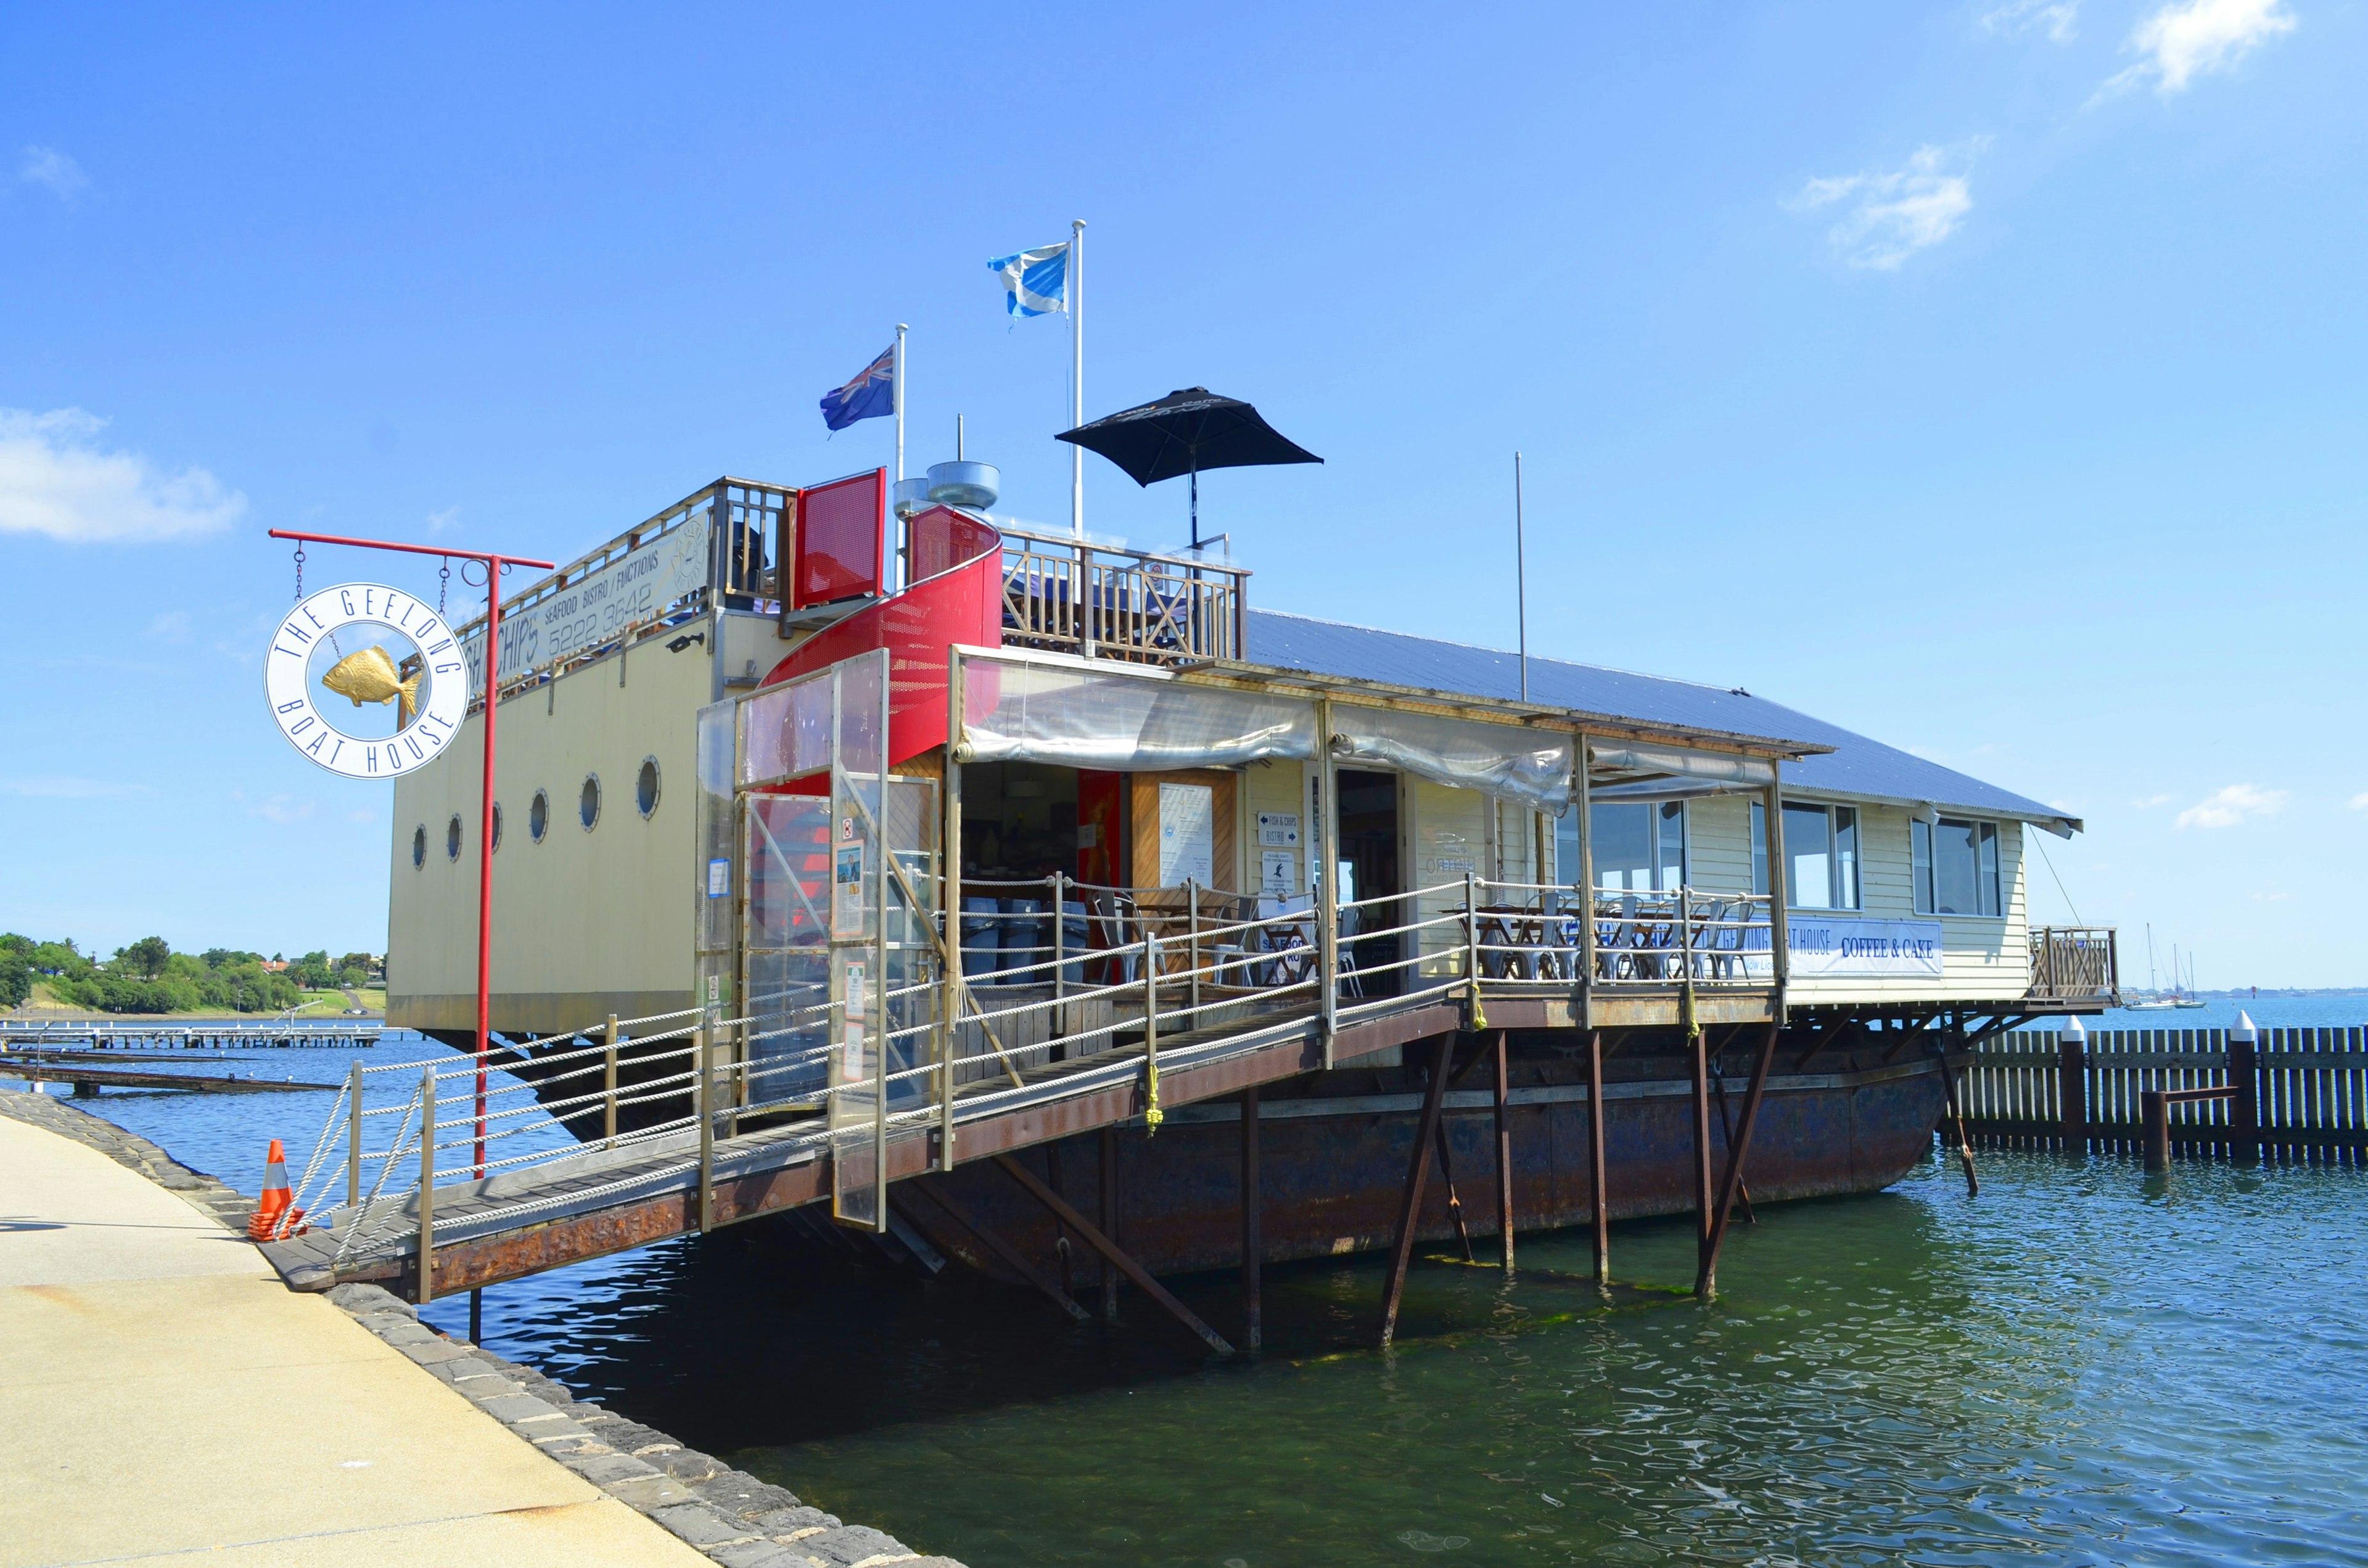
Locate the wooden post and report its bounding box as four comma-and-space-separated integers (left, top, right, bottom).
1690, 1024, 1714, 1297
602, 1014, 620, 1150
1186, 877, 1201, 1025
2142, 1089, 2170, 1172
417, 1064, 437, 1305
2229, 1024, 2260, 1168
1141, 931, 1162, 1131
1241, 1084, 1262, 1352
1379, 1033, 1455, 1347
1493, 1030, 1514, 1274
1574, 736, 1595, 1018
347, 1059, 364, 1219
2057, 1028, 2087, 1157
1051, 870, 1067, 1042
1315, 698, 1339, 1066
1587, 1027, 1608, 1285
1098, 1124, 1119, 1323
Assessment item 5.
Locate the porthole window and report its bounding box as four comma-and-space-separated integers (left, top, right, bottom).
446, 814, 463, 861
636, 757, 662, 819
412, 825, 427, 869
491, 802, 504, 853
529, 790, 549, 843
580, 774, 601, 831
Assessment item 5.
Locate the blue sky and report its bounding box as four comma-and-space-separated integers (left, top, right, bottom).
3, 1, 2362, 984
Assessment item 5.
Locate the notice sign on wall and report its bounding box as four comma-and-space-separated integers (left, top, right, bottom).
1787, 918, 1944, 978
1158, 782, 1215, 887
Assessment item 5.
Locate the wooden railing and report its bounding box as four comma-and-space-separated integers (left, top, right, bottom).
2028, 926, 2118, 1006
997, 523, 1248, 665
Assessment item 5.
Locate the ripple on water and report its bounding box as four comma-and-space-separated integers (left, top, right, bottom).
73, 1068, 2368, 1568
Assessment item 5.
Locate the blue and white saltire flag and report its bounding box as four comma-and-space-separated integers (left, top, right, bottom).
988, 242, 1069, 318
819, 345, 897, 431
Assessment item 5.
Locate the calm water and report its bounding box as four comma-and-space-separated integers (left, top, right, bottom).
17, 1020, 2368, 1567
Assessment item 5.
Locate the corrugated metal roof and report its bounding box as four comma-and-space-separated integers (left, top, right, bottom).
1243, 609, 2079, 834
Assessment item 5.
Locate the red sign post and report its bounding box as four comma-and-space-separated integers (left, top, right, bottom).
267, 528, 555, 1240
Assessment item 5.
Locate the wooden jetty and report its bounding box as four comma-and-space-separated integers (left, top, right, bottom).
0, 1020, 379, 1051
3, 1062, 342, 1096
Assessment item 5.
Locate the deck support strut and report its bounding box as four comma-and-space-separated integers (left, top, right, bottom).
993, 1154, 1233, 1355
1379, 1032, 1456, 1347
901, 1186, 1088, 1324
1241, 1085, 1262, 1352
1493, 1030, 1513, 1274
1587, 1028, 1608, 1286
1696, 1020, 1779, 1298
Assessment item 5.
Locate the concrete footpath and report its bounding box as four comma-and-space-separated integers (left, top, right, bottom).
0, 1092, 939, 1568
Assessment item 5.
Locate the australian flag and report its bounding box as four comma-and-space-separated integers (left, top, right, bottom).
819, 345, 895, 431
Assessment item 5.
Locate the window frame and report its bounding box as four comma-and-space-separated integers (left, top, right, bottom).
1577, 799, 1688, 892
1915, 815, 2003, 917
580, 773, 602, 832
1772, 799, 1860, 911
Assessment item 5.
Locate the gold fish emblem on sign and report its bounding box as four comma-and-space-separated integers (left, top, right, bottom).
321, 646, 426, 729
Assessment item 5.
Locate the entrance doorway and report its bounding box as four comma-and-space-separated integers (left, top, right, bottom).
1336, 768, 1402, 996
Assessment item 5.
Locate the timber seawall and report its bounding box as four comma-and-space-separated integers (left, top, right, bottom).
0, 1088, 964, 1568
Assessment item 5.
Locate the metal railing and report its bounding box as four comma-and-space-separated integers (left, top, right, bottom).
996, 523, 1248, 665
269, 872, 1783, 1277
2028, 926, 2119, 1004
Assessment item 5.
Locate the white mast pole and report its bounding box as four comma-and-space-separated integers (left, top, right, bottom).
894, 323, 908, 482
1515, 451, 1529, 704
1071, 218, 1085, 539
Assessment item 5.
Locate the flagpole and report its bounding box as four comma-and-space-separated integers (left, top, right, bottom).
894, 324, 908, 483
1071, 218, 1085, 540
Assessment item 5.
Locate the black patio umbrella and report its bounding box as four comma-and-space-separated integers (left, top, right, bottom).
1056, 387, 1322, 548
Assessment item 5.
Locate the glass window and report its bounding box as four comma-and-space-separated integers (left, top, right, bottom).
580, 774, 601, 831
411, 825, 427, 869
1925, 816, 2002, 916
1912, 818, 1933, 912
1782, 802, 1860, 910
491, 802, 504, 853
637, 757, 662, 818
446, 815, 462, 861
1584, 802, 1685, 891
529, 790, 549, 843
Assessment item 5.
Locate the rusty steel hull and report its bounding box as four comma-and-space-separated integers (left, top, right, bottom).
903, 1054, 1947, 1279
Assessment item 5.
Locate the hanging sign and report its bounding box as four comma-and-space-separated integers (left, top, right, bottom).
1786, 919, 1945, 978
265, 583, 467, 779
459, 509, 712, 689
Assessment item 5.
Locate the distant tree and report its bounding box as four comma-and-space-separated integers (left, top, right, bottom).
335, 952, 375, 979
118, 936, 171, 979
0, 953, 30, 1009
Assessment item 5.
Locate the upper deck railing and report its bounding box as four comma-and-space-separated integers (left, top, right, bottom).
2028, 926, 2119, 1006
997, 523, 1249, 665
453, 477, 787, 713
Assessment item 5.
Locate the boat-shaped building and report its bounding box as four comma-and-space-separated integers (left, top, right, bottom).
368, 468, 2118, 1308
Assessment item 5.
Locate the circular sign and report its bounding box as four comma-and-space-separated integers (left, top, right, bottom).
263, 583, 468, 779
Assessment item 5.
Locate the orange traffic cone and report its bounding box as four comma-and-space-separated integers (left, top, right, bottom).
247, 1138, 306, 1240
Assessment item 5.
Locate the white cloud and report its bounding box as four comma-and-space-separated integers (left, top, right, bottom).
2175, 782, 2288, 829
1982, 0, 2079, 41
19, 146, 88, 199
0, 776, 154, 800
250, 795, 316, 824
0, 408, 247, 543
2105, 0, 2295, 95
146, 609, 192, 641
1792, 141, 1987, 270
2131, 792, 2174, 808
2350, 791, 2368, 811
426, 506, 460, 533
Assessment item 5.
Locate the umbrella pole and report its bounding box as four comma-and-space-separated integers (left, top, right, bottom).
1190, 462, 1199, 550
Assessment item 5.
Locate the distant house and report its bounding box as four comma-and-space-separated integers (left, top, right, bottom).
260, 959, 290, 974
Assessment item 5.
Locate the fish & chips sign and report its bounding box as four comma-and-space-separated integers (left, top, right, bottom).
265, 583, 466, 779
459, 508, 710, 692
